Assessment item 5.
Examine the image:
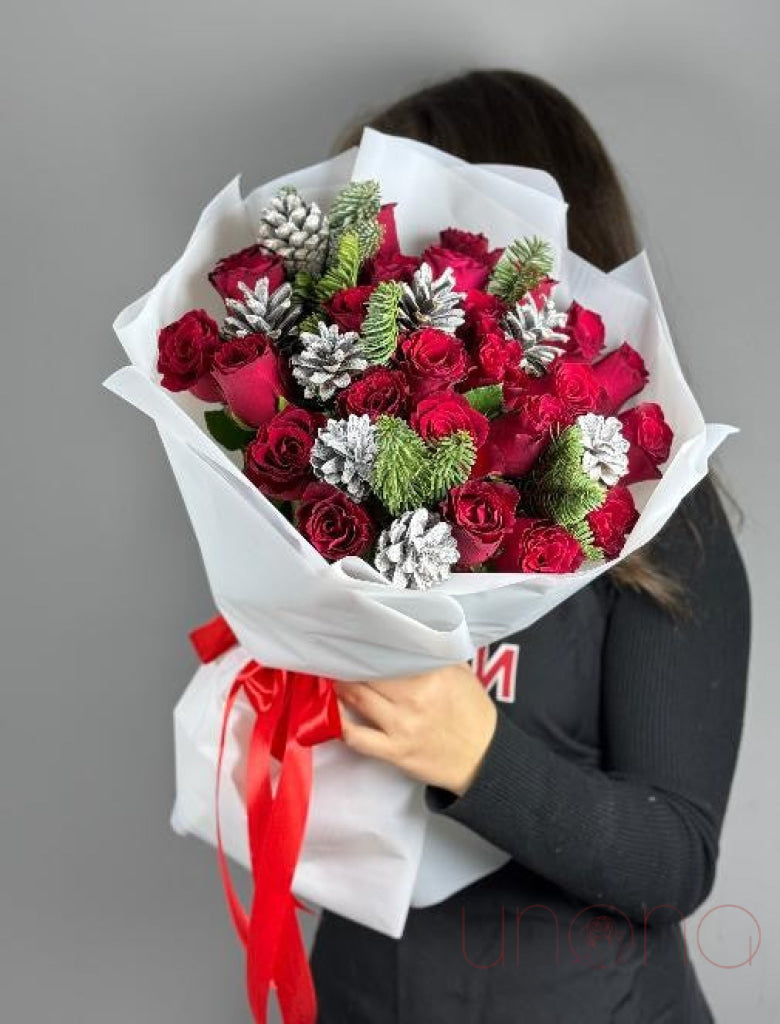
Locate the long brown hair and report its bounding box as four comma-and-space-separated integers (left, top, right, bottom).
334, 68, 685, 610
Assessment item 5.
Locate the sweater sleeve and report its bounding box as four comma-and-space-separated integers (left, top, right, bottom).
424, 478, 751, 924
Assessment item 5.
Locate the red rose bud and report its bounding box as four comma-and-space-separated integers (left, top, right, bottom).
326, 285, 373, 334
471, 414, 547, 478
619, 402, 673, 465
157, 308, 220, 392
441, 479, 519, 567
245, 406, 324, 501
592, 342, 649, 414
376, 203, 400, 259
411, 392, 490, 448
552, 360, 607, 417
366, 251, 420, 285
208, 244, 285, 302
517, 393, 569, 436
438, 228, 498, 261
493, 517, 585, 573
189, 374, 223, 402
400, 328, 469, 400
212, 335, 282, 428
563, 301, 606, 361
586, 485, 639, 558
336, 367, 409, 421
421, 244, 492, 291
461, 289, 504, 325
297, 482, 376, 561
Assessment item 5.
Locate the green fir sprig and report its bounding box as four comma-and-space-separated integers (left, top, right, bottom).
360, 281, 402, 364
314, 229, 361, 303
525, 425, 605, 526
487, 236, 555, 306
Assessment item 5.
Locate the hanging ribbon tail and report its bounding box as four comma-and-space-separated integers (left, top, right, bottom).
201, 616, 343, 1024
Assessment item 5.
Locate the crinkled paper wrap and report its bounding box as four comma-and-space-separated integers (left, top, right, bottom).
106, 128, 734, 937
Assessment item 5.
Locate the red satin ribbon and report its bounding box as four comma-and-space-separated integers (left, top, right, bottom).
190, 614, 342, 1024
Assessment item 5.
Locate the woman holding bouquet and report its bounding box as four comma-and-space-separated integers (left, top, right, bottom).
310, 69, 751, 1024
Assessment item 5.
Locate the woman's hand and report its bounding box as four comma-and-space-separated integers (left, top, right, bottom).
334, 665, 498, 797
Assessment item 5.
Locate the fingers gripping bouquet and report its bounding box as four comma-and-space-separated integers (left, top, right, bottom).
106, 129, 733, 1024
158, 181, 667, 583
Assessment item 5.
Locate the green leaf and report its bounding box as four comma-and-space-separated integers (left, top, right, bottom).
371, 416, 429, 515
204, 408, 257, 451
487, 236, 555, 306
463, 384, 503, 418
360, 281, 402, 364
426, 430, 476, 504
525, 425, 605, 526
314, 229, 361, 303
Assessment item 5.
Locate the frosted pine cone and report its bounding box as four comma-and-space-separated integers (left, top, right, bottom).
291, 322, 368, 404
577, 413, 630, 486
397, 262, 465, 335
374, 508, 460, 590
222, 278, 301, 343
503, 293, 567, 376
310, 415, 377, 501
257, 186, 329, 276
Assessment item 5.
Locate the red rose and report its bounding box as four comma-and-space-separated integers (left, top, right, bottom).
297, 482, 376, 561
157, 308, 220, 392
366, 252, 420, 285
461, 290, 505, 333
213, 334, 283, 428
376, 203, 400, 259
326, 285, 373, 333
466, 328, 523, 388
563, 301, 606, 361
592, 343, 649, 414
438, 228, 502, 268
441, 479, 519, 567
586, 485, 639, 558
493, 517, 584, 573
517, 393, 569, 436
400, 328, 469, 399
421, 245, 492, 291
336, 367, 409, 420
526, 276, 557, 307
411, 392, 489, 447
208, 245, 285, 302
619, 403, 673, 464
245, 406, 324, 501
552, 360, 607, 417
471, 414, 547, 478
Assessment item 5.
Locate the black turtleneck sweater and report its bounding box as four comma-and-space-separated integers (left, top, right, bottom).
311, 477, 751, 1024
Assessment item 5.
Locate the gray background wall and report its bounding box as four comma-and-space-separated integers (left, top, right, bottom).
1, 0, 777, 1020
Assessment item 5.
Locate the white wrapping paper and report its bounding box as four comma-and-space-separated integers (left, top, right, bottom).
106, 128, 734, 938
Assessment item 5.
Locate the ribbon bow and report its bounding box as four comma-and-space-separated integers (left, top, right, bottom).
190, 614, 342, 1024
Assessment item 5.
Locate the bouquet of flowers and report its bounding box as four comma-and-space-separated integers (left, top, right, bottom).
106, 128, 733, 1024
156, 179, 671, 587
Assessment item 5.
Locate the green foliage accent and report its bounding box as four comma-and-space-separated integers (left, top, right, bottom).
314, 229, 361, 303
298, 310, 325, 335
329, 180, 381, 232
568, 519, 602, 561
329, 180, 383, 263
487, 236, 555, 306
525, 426, 605, 526
204, 408, 256, 451
426, 431, 477, 504
463, 384, 504, 418
360, 281, 403, 364
292, 270, 317, 303
371, 416, 429, 515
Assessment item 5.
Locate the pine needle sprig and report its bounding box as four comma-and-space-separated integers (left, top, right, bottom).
524, 425, 605, 526
371, 416, 430, 515
487, 236, 555, 306
314, 229, 361, 303
426, 431, 477, 503
360, 281, 403, 364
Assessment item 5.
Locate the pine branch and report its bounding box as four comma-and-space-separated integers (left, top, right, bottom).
426, 430, 477, 503
568, 519, 602, 562
487, 236, 555, 306
360, 281, 403, 364
314, 229, 361, 303
525, 426, 605, 526
328, 180, 381, 232
371, 416, 429, 515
